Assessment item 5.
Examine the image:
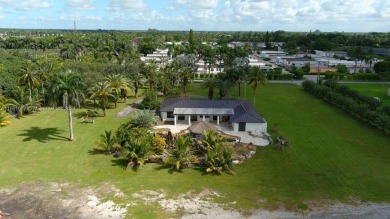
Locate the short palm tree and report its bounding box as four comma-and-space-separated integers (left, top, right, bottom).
96, 130, 119, 154
123, 138, 151, 168
50, 72, 85, 141
205, 143, 234, 175
7, 86, 41, 118
199, 129, 225, 152
165, 135, 193, 170
89, 81, 114, 117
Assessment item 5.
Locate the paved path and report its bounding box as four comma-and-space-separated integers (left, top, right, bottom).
115, 99, 143, 118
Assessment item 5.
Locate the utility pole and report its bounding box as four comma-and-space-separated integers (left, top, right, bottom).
317, 61, 320, 84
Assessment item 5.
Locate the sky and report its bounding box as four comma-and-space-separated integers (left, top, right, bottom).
0, 0, 389, 32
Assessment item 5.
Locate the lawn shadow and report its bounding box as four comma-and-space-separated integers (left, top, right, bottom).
111, 158, 140, 172
18, 126, 68, 143
88, 148, 108, 155
154, 164, 185, 174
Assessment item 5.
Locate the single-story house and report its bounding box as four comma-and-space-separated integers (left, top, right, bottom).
159, 98, 267, 133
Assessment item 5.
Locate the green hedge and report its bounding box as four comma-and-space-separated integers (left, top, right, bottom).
302, 80, 390, 134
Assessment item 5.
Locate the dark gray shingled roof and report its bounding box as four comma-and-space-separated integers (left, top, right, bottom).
160, 98, 265, 123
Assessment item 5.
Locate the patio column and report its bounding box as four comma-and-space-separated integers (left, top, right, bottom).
174, 115, 177, 125
188, 115, 191, 125
203, 115, 205, 122
217, 116, 220, 126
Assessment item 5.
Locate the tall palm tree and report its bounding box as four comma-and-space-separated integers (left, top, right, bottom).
17, 61, 40, 102
50, 72, 85, 141
105, 74, 130, 108
89, 81, 114, 117
247, 66, 267, 106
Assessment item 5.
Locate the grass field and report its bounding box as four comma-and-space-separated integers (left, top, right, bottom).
344, 83, 390, 105
0, 84, 389, 217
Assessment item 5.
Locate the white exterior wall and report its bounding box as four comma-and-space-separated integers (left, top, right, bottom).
245, 123, 267, 133
232, 123, 238, 132
161, 112, 174, 121
232, 122, 267, 133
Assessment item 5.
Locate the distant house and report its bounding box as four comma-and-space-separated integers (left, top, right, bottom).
159, 98, 267, 133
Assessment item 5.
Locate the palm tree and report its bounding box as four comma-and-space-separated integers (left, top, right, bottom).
199, 129, 225, 152
7, 86, 41, 118
89, 81, 114, 117
17, 61, 41, 102
165, 135, 193, 170
201, 77, 218, 100
50, 72, 85, 141
205, 143, 233, 175
247, 66, 267, 106
123, 138, 151, 168
105, 74, 130, 108
126, 62, 145, 99
96, 130, 119, 154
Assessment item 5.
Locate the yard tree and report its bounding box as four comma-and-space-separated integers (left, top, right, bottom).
105, 73, 130, 107
89, 81, 114, 117
248, 66, 268, 106
17, 61, 41, 102
50, 72, 85, 141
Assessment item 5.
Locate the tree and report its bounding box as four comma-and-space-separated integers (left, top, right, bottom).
96, 130, 119, 154
165, 135, 193, 170
247, 67, 268, 105
126, 62, 145, 99
201, 77, 218, 100
127, 110, 158, 129
7, 86, 40, 118
205, 143, 233, 175
17, 61, 41, 102
105, 73, 130, 108
123, 138, 151, 168
50, 72, 85, 141
89, 81, 114, 117
199, 129, 225, 152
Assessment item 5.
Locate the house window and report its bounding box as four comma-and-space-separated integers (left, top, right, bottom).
178, 115, 185, 120
167, 112, 174, 118
191, 115, 197, 121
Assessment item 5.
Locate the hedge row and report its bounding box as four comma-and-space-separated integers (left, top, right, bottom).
324, 72, 381, 81
302, 80, 390, 134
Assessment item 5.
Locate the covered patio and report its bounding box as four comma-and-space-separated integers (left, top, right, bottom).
172, 108, 234, 126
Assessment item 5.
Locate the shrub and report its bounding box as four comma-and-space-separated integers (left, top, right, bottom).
151, 136, 166, 155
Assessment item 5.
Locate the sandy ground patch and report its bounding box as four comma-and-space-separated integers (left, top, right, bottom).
1, 183, 389, 218
0, 182, 126, 219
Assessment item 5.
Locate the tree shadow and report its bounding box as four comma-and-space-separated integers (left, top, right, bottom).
18, 127, 68, 143
110, 158, 139, 172
88, 148, 108, 155
154, 164, 185, 174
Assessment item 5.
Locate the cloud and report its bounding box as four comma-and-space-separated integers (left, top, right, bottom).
17, 0, 53, 10
170, 0, 218, 9
86, 15, 101, 21
67, 0, 95, 10
106, 0, 147, 11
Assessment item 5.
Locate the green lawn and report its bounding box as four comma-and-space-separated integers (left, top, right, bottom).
344, 83, 390, 105
0, 84, 389, 217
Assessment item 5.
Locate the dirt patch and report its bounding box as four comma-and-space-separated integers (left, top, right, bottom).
0, 182, 126, 219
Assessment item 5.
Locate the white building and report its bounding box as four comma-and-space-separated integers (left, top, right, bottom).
160, 98, 267, 133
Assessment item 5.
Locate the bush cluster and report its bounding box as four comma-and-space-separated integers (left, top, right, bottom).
302, 80, 390, 134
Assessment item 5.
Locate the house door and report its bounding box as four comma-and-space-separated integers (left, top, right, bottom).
238, 122, 246, 131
